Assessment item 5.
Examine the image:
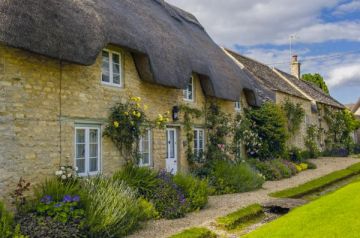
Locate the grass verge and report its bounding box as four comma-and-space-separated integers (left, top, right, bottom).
169, 227, 217, 238
270, 162, 360, 198
216, 204, 263, 230
244, 181, 360, 238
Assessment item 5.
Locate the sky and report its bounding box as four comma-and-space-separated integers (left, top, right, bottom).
167, 0, 360, 104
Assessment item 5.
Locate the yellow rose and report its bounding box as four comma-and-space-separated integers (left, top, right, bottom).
137, 112, 141, 118
113, 121, 119, 128
124, 112, 129, 116
133, 111, 137, 116
136, 103, 140, 108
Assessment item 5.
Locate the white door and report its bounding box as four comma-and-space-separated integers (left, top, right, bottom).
166, 128, 178, 174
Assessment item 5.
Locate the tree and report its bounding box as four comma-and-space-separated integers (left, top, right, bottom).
302, 73, 329, 94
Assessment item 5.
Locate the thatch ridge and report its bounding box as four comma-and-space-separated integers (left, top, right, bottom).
0, 0, 264, 102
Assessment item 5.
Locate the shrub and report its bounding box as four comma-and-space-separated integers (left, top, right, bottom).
216, 204, 263, 230
299, 163, 308, 170
151, 171, 188, 219
0, 201, 14, 238
287, 147, 304, 163
248, 159, 281, 181
113, 166, 191, 219
209, 160, 264, 195
83, 177, 143, 237
281, 160, 298, 176
306, 161, 317, 170
272, 160, 292, 179
245, 102, 288, 159
138, 198, 159, 220
113, 164, 159, 198
17, 213, 84, 238
173, 173, 209, 212
33, 178, 84, 204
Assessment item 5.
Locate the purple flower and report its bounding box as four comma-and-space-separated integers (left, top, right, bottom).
54, 203, 62, 208
41, 195, 52, 204
72, 195, 80, 202
62, 195, 72, 203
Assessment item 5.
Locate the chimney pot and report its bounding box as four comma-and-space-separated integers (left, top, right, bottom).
291, 55, 301, 79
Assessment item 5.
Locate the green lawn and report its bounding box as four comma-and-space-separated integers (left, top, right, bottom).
270, 162, 360, 198
244, 181, 360, 238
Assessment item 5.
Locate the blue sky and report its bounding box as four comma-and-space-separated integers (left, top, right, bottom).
167, 0, 360, 104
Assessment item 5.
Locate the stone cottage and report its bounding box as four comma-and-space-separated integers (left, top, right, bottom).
350, 98, 360, 144
0, 0, 273, 198
225, 50, 344, 150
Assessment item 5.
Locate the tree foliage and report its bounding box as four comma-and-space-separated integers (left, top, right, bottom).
245, 102, 288, 160
302, 73, 329, 94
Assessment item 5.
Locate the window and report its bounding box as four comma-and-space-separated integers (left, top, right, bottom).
305, 114, 310, 126
75, 125, 101, 176
101, 49, 122, 87
183, 77, 194, 101
235, 101, 241, 111
194, 129, 204, 157
139, 129, 152, 167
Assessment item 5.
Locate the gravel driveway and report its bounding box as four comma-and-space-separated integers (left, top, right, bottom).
127, 157, 359, 238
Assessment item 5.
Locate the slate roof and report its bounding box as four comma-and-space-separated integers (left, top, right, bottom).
0, 0, 267, 104
277, 70, 344, 109
226, 49, 308, 100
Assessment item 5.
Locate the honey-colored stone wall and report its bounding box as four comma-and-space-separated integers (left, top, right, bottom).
0, 44, 240, 199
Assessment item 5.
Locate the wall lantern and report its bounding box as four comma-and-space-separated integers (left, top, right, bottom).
172, 106, 180, 121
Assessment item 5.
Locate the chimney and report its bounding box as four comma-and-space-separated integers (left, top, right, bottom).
291, 55, 301, 79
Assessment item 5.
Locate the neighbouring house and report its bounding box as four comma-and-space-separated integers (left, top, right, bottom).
0, 0, 273, 199
350, 98, 360, 144
225, 50, 344, 151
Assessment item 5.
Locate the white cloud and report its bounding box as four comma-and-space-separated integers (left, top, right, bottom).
166, 0, 360, 46
333, 0, 360, 15
327, 64, 360, 87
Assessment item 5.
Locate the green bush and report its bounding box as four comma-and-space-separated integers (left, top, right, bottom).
245, 102, 288, 159
114, 166, 188, 219
33, 178, 84, 203
113, 163, 160, 198
170, 227, 217, 238
282, 160, 298, 175
216, 204, 263, 230
0, 201, 14, 238
138, 198, 159, 220
84, 176, 143, 237
248, 159, 281, 181
173, 173, 209, 212
272, 160, 292, 178
209, 160, 264, 195
306, 161, 317, 170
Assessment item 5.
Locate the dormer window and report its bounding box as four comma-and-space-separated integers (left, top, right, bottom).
101, 49, 122, 87
235, 101, 241, 112
183, 77, 194, 101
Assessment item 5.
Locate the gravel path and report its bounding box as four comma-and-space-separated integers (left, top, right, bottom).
127, 157, 359, 238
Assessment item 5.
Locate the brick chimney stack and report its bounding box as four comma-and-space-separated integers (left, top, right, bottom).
291, 55, 301, 79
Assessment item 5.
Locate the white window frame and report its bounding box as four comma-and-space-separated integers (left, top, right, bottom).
235, 101, 241, 112
74, 125, 101, 177
101, 49, 123, 87
183, 77, 194, 102
139, 129, 152, 167
194, 128, 205, 157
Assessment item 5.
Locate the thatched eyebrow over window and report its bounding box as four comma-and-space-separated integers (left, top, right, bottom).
0, 0, 273, 104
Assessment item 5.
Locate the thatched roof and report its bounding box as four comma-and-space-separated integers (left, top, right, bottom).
226, 49, 308, 100
0, 0, 265, 104
276, 70, 344, 109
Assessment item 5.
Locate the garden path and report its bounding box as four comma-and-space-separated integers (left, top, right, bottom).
127, 157, 359, 238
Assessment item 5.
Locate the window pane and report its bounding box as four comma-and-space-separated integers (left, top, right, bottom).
76, 159, 85, 173
142, 153, 150, 165
113, 74, 121, 85
76, 144, 85, 158
89, 144, 98, 158
112, 53, 120, 64
102, 51, 110, 83
142, 139, 149, 153
89, 157, 98, 172
76, 129, 85, 143
194, 130, 198, 150
89, 129, 98, 143
102, 74, 110, 83
113, 63, 120, 75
